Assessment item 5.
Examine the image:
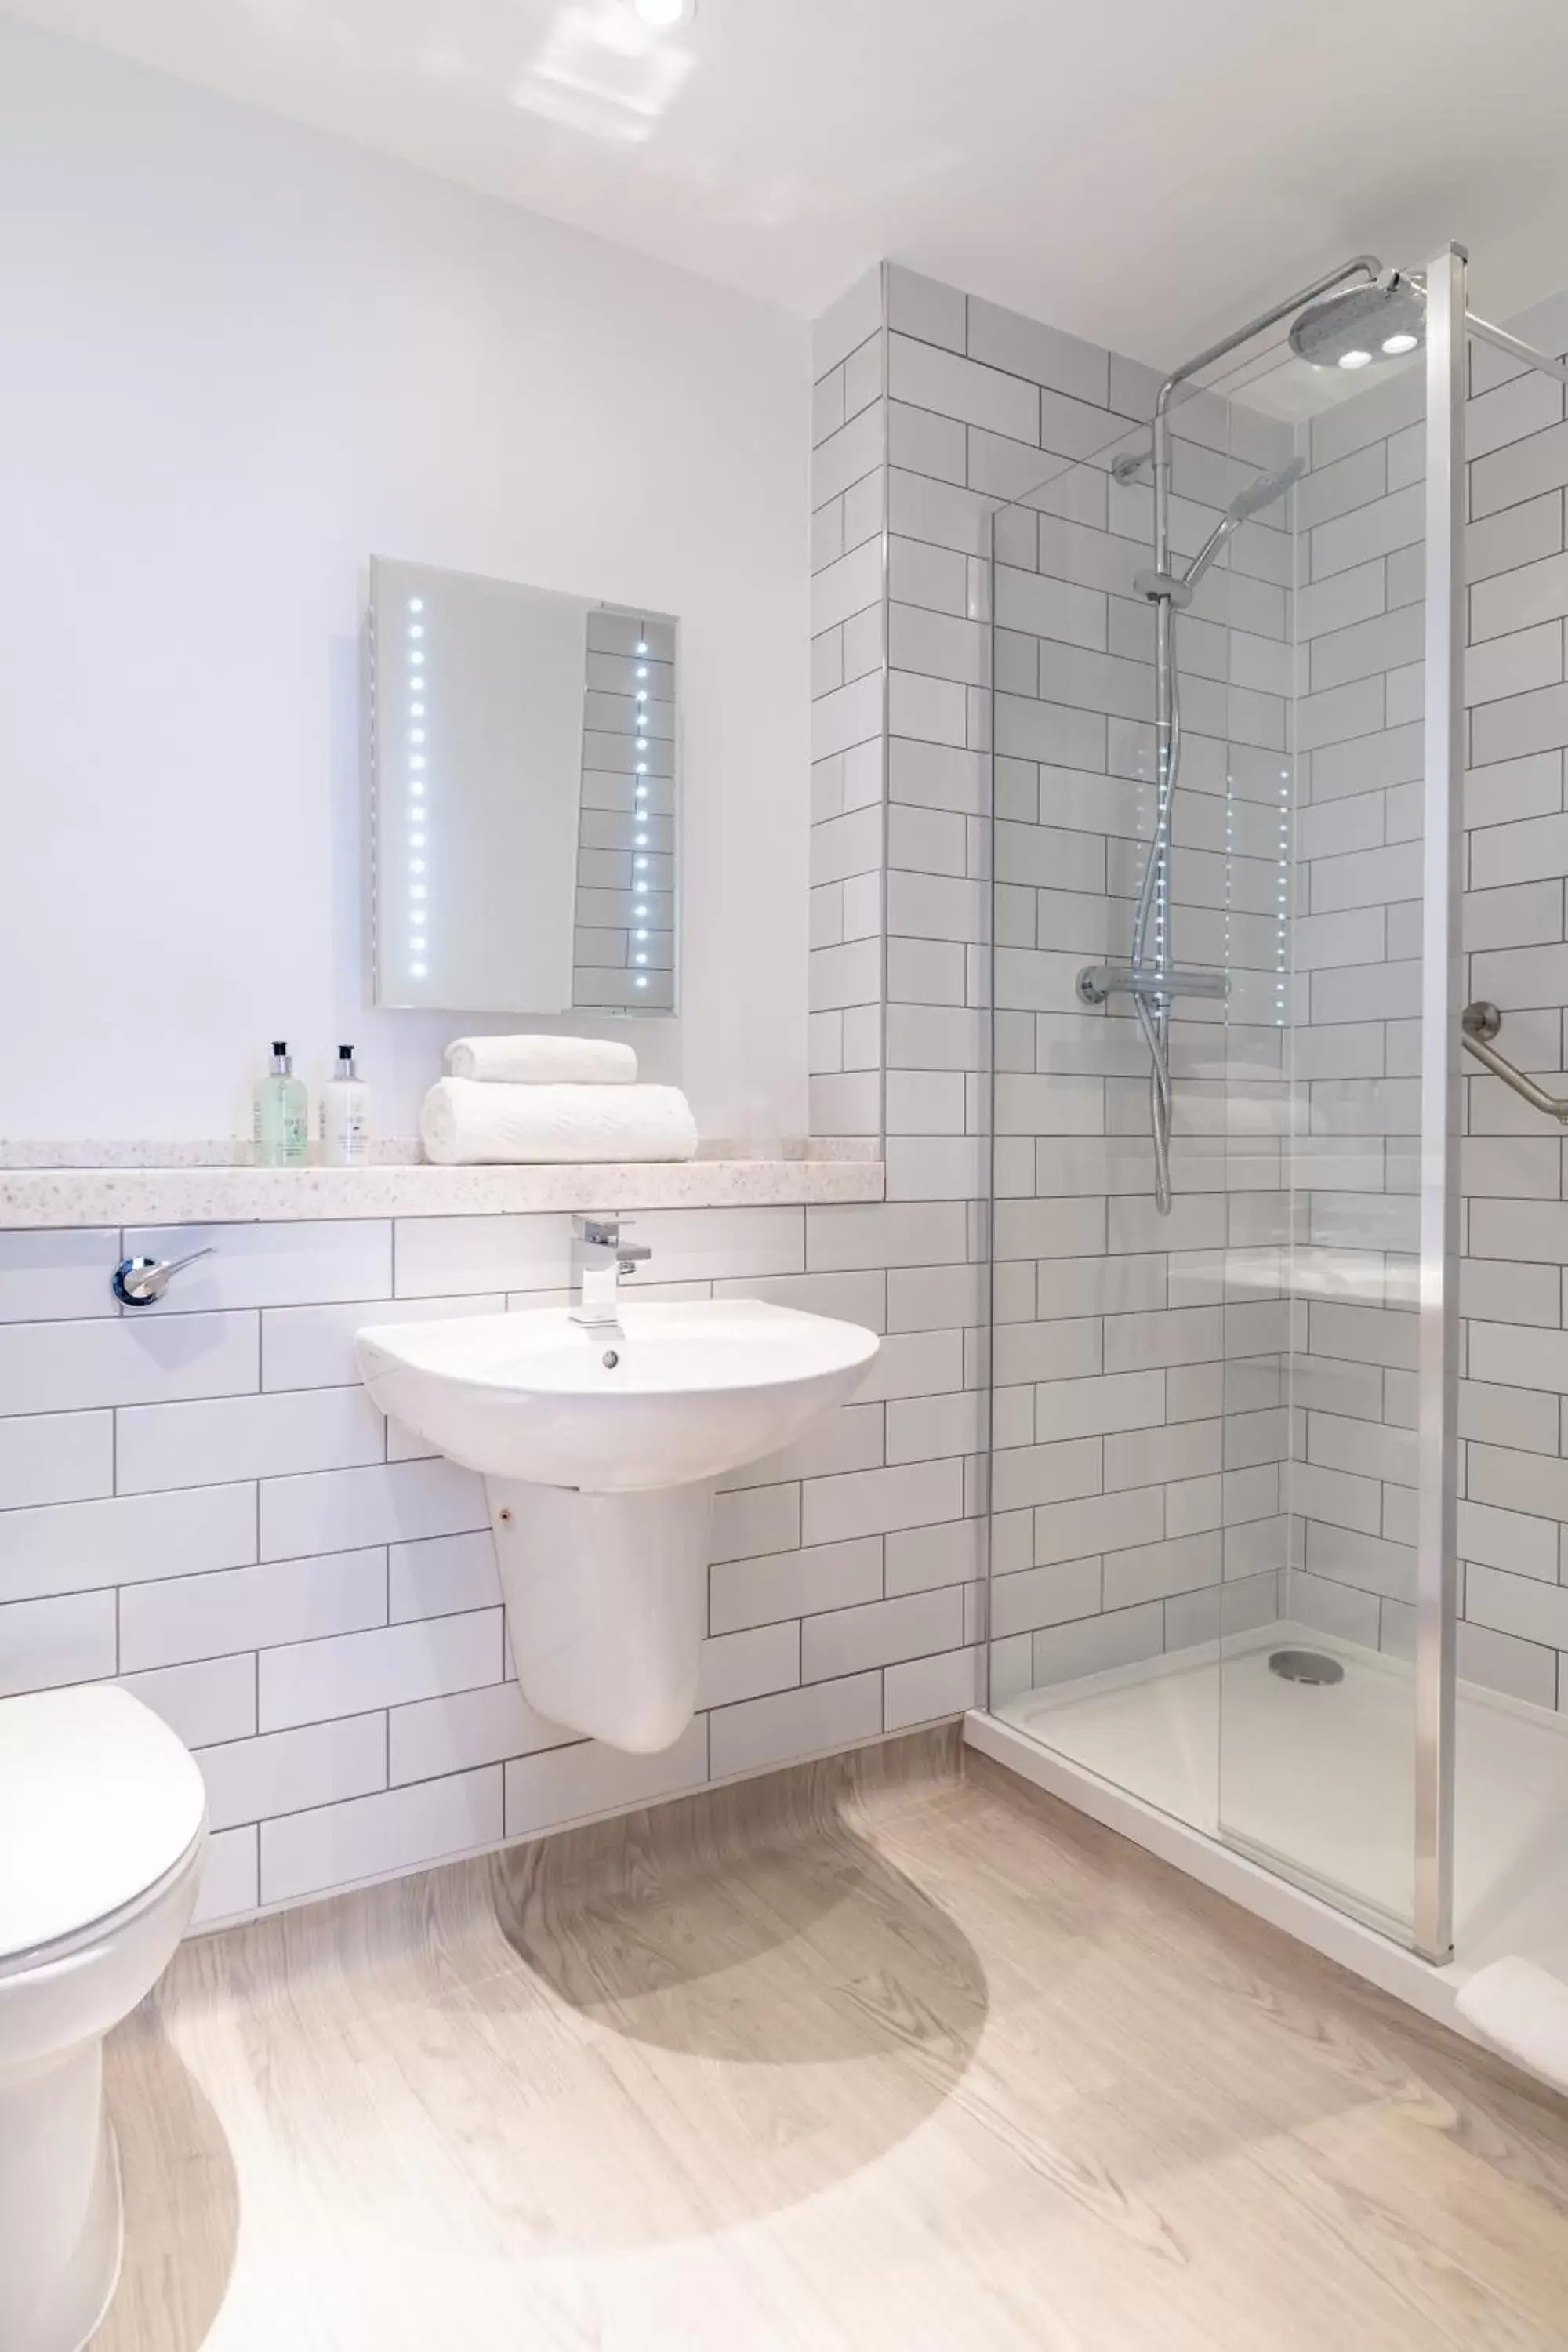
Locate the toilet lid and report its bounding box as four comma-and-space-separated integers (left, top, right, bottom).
0, 1686, 207, 1962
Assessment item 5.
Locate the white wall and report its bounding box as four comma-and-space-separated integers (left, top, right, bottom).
0, 17, 809, 1145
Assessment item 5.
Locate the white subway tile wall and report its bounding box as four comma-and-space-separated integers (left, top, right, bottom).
1445, 328, 1568, 1702
862, 263, 1568, 1716
967, 267, 1568, 1713
0, 1195, 985, 1927
874, 264, 1301, 1683
1286, 355, 1428, 1657
1284, 325, 1568, 1703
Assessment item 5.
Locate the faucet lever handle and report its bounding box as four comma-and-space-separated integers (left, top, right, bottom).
112, 1244, 216, 1307
161, 1244, 219, 1282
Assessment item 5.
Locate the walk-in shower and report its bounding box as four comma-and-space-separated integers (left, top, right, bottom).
972, 241, 1568, 2030
1103, 257, 1568, 1227
1109, 258, 1411, 1218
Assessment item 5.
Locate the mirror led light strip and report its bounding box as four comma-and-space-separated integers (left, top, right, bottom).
631, 632, 651, 988
407, 597, 429, 978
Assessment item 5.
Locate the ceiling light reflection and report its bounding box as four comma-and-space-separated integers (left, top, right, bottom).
513, 1, 696, 145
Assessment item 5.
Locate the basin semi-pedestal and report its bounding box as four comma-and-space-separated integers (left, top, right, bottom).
488, 1479, 714, 1750
356, 1301, 879, 1755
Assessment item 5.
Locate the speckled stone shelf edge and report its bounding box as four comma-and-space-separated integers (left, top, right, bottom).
0, 1157, 887, 1229
0, 1134, 880, 1170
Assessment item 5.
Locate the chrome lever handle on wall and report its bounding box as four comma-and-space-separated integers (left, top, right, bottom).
1461, 1003, 1568, 1125
111, 1245, 216, 1306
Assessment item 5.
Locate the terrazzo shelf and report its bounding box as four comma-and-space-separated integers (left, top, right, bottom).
0, 1156, 884, 1229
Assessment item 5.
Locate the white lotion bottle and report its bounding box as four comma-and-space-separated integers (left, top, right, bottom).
319, 1045, 370, 1167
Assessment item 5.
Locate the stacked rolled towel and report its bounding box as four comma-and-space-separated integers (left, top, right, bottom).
421, 1036, 697, 1165
444, 1035, 637, 1085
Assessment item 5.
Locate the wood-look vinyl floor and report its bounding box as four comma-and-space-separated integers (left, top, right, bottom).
96, 1730, 1568, 2351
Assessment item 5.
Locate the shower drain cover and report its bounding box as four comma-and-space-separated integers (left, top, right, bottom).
1268, 1649, 1345, 1686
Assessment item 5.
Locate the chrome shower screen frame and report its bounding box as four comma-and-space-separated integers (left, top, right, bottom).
1413, 243, 1467, 1966
974, 238, 1477, 1971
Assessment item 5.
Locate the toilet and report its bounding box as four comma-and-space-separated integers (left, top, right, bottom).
0, 1686, 207, 2352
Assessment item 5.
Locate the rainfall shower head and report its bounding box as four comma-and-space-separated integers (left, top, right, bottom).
1178, 456, 1305, 592
1289, 271, 1425, 372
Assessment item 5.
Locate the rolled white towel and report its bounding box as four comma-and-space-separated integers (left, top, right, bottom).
444, 1035, 637, 1086
420, 1078, 697, 1166
1455, 1956, 1568, 2096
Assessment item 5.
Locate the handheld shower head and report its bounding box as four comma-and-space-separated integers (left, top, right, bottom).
1225, 456, 1307, 523
1179, 456, 1305, 591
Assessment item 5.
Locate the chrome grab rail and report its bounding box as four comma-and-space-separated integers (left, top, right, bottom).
1461, 1002, 1568, 1124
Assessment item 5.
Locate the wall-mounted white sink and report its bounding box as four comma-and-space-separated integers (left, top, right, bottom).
357, 1301, 877, 1490
356, 1301, 878, 1755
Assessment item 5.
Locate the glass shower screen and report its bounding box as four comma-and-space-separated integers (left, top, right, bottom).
985, 249, 1464, 1959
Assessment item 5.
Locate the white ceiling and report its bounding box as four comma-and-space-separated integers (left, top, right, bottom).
12, 0, 1568, 365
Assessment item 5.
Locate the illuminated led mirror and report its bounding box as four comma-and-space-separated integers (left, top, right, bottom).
368, 556, 677, 1014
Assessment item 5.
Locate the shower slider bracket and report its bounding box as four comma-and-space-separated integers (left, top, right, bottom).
1461, 1001, 1568, 1123
1076, 964, 1230, 1008
1133, 567, 1195, 608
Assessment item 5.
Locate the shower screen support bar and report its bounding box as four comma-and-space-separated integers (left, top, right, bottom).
1465, 313, 1568, 390
1461, 1002, 1568, 1120
1414, 243, 1466, 1971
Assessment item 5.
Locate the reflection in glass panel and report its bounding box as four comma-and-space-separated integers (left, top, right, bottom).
985, 267, 1436, 1949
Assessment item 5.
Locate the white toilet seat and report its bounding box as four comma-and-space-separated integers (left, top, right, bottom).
0, 1686, 208, 2352
0, 1685, 208, 1975
0, 1825, 206, 1984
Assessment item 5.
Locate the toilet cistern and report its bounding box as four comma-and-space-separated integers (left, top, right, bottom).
570, 1216, 651, 1329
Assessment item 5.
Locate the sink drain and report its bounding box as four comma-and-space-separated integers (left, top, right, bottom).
1268, 1649, 1344, 1686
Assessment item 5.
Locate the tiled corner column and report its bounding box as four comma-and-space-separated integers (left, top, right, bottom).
809, 269, 887, 1146
804, 264, 1007, 1719
869, 261, 1303, 1694
880, 265, 996, 1216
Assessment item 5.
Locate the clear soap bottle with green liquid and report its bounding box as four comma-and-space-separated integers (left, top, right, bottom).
253, 1041, 309, 1167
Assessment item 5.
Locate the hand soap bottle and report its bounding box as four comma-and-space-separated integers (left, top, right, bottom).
320, 1045, 370, 1168
254, 1042, 308, 1168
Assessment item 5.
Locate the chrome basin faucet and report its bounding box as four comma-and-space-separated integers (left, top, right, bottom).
570, 1217, 652, 1328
